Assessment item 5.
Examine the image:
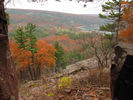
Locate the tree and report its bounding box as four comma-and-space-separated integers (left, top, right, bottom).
53, 41, 65, 71
80, 32, 115, 69
10, 41, 32, 74
94, 0, 124, 69
25, 22, 38, 79
0, 0, 113, 99
13, 26, 28, 81
68, 48, 85, 64
0, 1, 18, 100
10, 39, 56, 80
99, 0, 123, 42
34, 39, 56, 75
14, 26, 28, 49
13, 22, 38, 80
119, 1, 133, 43
25, 22, 37, 63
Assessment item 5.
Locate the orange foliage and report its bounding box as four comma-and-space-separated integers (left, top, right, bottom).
45, 35, 79, 53
10, 39, 56, 71
119, 1, 133, 43
10, 41, 32, 69
47, 35, 76, 44
34, 40, 56, 69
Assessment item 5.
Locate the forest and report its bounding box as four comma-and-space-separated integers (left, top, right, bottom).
2, 0, 133, 100
6, 9, 105, 33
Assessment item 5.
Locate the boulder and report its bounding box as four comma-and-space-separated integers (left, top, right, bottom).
111, 42, 133, 100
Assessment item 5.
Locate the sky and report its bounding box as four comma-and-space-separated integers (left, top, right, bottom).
5, 0, 104, 14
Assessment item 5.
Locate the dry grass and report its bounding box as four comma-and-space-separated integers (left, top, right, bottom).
72, 68, 110, 88
88, 68, 110, 86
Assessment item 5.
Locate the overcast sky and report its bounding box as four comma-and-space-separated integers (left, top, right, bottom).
5, 0, 104, 14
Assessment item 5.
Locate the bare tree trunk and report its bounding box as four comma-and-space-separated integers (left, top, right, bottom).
0, 1, 18, 100
28, 65, 34, 80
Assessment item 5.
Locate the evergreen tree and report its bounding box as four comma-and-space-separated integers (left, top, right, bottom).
14, 26, 28, 81
99, 0, 123, 42
69, 49, 84, 62
25, 22, 38, 61
14, 26, 27, 49
25, 22, 38, 80
54, 41, 65, 69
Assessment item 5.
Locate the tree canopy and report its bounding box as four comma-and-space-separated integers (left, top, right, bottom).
119, 1, 133, 43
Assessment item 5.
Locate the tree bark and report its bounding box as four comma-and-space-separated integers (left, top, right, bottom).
0, 1, 18, 100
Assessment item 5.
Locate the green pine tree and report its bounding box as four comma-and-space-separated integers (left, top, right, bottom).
99, 0, 123, 42
25, 22, 37, 63
54, 41, 65, 69
24, 22, 38, 80
14, 26, 27, 49
14, 26, 28, 81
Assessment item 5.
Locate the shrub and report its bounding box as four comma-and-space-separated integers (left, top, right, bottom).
46, 93, 53, 97
58, 76, 73, 90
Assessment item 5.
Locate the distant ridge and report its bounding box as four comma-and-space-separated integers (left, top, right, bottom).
6, 8, 106, 30
6, 8, 82, 15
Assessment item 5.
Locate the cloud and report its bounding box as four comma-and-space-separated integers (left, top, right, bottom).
5, 0, 103, 14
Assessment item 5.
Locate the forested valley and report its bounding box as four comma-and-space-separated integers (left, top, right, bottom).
6, 1, 133, 99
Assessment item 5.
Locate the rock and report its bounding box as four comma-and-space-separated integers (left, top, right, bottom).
23, 97, 28, 100
45, 90, 50, 94
30, 87, 39, 93
58, 94, 64, 99
93, 98, 99, 100
33, 91, 40, 98
19, 98, 23, 100
82, 94, 89, 99
64, 88, 72, 93
44, 96, 53, 100
88, 94, 95, 97
97, 95, 106, 99
19, 94, 22, 98
50, 79, 55, 83
77, 91, 83, 96
75, 99, 82, 100
83, 97, 93, 100
27, 96, 36, 100
103, 98, 112, 100
69, 98, 74, 100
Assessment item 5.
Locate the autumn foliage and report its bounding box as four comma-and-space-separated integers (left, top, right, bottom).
34, 40, 56, 69
119, 1, 133, 43
10, 39, 56, 72
45, 35, 80, 53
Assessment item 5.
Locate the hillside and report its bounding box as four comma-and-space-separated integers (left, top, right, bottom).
6, 9, 105, 30
18, 57, 111, 100
7, 8, 113, 100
